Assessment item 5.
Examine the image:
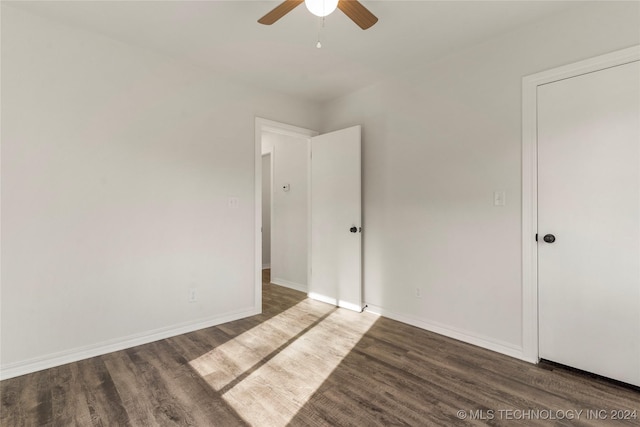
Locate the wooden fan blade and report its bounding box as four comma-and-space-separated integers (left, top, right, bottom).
338, 0, 378, 30
258, 0, 304, 25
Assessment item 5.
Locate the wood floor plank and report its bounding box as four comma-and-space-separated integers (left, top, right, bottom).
123, 344, 201, 426
77, 357, 130, 427
101, 351, 159, 426
142, 340, 247, 426
48, 363, 93, 426
2, 270, 638, 426
0, 372, 29, 426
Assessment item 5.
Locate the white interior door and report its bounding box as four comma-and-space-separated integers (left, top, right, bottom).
309, 125, 362, 312
537, 60, 640, 386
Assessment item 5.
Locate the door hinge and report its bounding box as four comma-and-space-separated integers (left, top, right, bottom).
535, 233, 538, 242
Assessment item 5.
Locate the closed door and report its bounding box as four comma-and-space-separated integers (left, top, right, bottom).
537, 61, 640, 386
309, 125, 362, 312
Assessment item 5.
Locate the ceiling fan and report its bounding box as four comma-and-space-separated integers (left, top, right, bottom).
258, 0, 378, 30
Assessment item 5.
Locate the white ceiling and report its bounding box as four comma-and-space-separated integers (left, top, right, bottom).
7, 0, 580, 102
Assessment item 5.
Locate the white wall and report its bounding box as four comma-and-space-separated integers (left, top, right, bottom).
262, 132, 309, 291
261, 154, 271, 268
0, 5, 320, 377
320, 1, 640, 358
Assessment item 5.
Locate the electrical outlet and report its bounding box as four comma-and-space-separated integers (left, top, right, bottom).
188, 288, 197, 303
415, 287, 422, 298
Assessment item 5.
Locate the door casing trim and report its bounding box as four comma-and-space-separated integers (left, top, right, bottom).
521, 45, 640, 363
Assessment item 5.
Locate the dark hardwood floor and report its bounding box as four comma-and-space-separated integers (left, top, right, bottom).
1, 270, 638, 426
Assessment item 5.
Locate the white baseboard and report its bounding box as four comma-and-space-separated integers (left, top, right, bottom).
306, 292, 364, 313
0, 307, 260, 380
365, 304, 528, 362
262, 263, 271, 269
307, 292, 336, 306
338, 300, 364, 313
271, 277, 306, 293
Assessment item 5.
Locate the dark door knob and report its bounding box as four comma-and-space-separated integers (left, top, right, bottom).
350, 226, 358, 233
543, 234, 556, 243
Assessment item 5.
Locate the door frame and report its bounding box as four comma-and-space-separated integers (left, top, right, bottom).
521, 45, 640, 363
261, 151, 273, 270
254, 118, 318, 311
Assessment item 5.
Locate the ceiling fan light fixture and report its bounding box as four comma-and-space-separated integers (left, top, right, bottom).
305, 0, 339, 17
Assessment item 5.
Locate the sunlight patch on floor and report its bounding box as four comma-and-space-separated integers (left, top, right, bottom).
188, 299, 335, 391
221, 308, 378, 426
189, 299, 379, 426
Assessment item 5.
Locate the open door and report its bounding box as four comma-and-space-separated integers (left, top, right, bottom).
309, 126, 362, 312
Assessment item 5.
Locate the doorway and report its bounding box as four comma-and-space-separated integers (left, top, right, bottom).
254, 118, 318, 309
262, 130, 310, 292
254, 118, 364, 313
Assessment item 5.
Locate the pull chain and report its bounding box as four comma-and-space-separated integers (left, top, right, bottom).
316, 16, 325, 48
